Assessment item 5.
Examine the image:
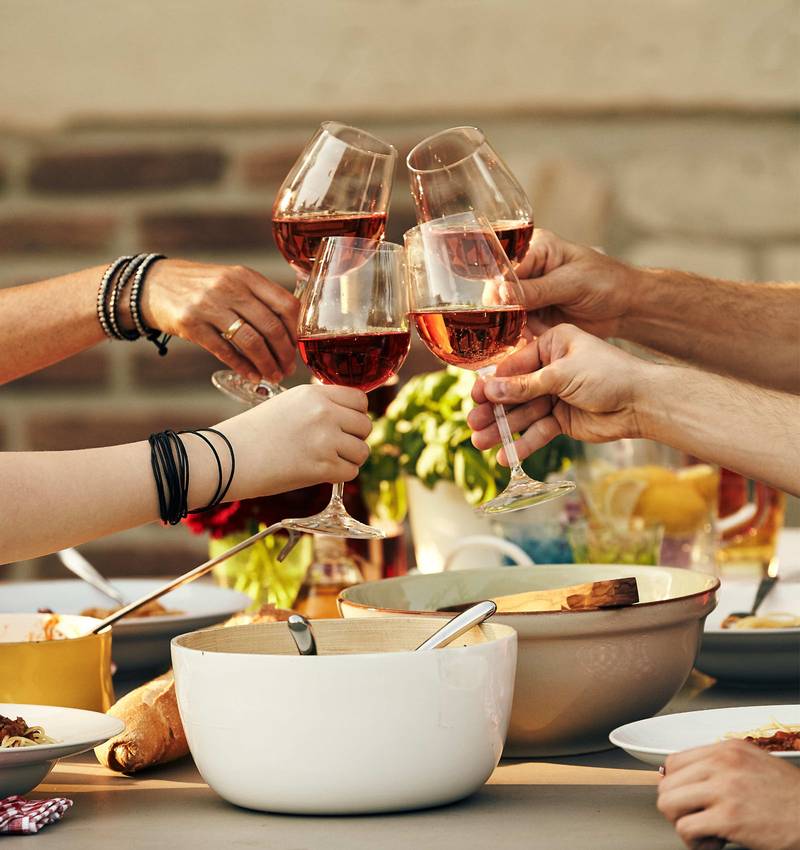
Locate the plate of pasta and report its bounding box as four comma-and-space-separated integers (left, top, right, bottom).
0, 703, 124, 796
610, 705, 800, 767
696, 576, 800, 683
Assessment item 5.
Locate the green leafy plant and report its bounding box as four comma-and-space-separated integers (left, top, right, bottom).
361, 367, 581, 521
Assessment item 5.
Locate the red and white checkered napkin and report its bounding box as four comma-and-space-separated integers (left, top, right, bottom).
0, 795, 73, 834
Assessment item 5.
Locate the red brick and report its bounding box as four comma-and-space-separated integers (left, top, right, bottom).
10, 348, 109, 390
28, 148, 226, 194
242, 145, 304, 187
0, 214, 116, 253
131, 341, 223, 387
139, 210, 274, 252
25, 407, 231, 451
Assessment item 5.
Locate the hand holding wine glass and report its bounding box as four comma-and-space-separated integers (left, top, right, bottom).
405, 213, 575, 514
281, 237, 410, 539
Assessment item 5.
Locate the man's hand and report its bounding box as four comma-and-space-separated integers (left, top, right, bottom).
468, 324, 650, 464
141, 260, 300, 384
658, 740, 800, 850
518, 229, 638, 338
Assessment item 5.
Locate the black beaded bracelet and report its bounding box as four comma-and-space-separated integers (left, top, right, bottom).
97, 256, 134, 341
130, 253, 172, 356
109, 254, 148, 341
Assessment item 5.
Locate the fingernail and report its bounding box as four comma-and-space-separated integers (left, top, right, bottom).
486, 379, 508, 400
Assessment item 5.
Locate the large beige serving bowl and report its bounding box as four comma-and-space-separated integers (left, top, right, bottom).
339, 565, 718, 756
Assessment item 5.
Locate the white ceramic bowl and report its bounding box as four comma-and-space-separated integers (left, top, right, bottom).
171, 617, 516, 815
610, 704, 800, 767
0, 579, 250, 672
696, 577, 800, 683
339, 564, 718, 756
0, 703, 124, 796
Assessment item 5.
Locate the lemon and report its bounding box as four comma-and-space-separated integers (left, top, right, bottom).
634, 481, 709, 534
677, 464, 719, 504
602, 476, 648, 523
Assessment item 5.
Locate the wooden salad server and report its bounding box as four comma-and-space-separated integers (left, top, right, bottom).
438, 576, 639, 614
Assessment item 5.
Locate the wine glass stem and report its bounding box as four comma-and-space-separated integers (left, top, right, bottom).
330, 481, 345, 506
491, 401, 525, 478
477, 365, 525, 478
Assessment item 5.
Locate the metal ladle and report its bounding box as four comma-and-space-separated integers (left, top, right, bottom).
287, 614, 317, 656
91, 522, 303, 634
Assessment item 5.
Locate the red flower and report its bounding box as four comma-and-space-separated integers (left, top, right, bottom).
182, 483, 367, 539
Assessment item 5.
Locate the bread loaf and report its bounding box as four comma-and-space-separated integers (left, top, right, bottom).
94, 604, 293, 774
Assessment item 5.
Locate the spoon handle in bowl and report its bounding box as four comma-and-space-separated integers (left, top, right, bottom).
415, 601, 497, 651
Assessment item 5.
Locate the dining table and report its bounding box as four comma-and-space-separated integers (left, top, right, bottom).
25, 671, 797, 850
22, 530, 800, 849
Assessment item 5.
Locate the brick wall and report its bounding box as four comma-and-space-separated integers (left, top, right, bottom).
1, 0, 799, 578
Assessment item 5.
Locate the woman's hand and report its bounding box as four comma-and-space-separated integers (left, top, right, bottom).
517, 229, 638, 338
140, 260, 300, 384
657, 740, 800, 850
216, 384, 372, 499
468, 324, 651, 464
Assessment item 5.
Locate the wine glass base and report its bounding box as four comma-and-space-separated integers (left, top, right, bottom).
281, 510, 385, 540
476, 479, 576, 515
211, 370, 283, 405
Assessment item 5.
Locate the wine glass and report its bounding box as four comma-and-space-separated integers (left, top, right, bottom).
405, 213, 575, 514
212, 122, 397, 405
406, 126, 534, 267
281, 237, 410, 539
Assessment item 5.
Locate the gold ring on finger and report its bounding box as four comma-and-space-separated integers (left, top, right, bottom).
221, 317, 246, 342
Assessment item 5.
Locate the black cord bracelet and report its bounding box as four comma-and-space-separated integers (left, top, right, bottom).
149, 428, 236, 525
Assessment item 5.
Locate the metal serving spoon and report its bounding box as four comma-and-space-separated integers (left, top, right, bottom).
415, 600, 497, 651
90, 522, 303, 633
57, 547, 127, 608
287, 614, 317, 656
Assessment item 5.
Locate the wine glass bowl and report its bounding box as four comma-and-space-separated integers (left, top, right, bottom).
283, 237, 410, 539
405, 214, 575, 515
212, 123, 397, 406
273, 122, 397, 278
406, 126, 534, 267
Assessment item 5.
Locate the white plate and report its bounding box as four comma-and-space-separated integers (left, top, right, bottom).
696, 576, 800, 683
610, 704, 800, 767
0, 703, 124, 796
0, 580, 251, 673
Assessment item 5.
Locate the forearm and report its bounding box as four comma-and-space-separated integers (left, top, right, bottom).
0, 264, 147, 384
0, 266, 107, 383
637, 363, 800, 495
0, 434, 222, 563
623, 269, 800, 393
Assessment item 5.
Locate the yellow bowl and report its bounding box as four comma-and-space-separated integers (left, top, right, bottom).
0, 614, 114, 711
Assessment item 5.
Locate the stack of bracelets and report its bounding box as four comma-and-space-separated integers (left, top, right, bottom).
96, 253, 172, 355
97, 256, 237, 524
148, 429, 236, 525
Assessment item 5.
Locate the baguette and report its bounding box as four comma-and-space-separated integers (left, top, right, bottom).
94, 604, 294, 774
94, 672, 186, 774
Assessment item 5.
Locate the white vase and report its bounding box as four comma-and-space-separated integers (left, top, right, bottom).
405, 477, 504, 573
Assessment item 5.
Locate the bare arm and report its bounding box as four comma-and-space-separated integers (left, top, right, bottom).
518, 230, 800, 393
0, 384, 371, 564
0, 260, 300, 386
624, 270, 800, 394
469, 325, 800, 496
